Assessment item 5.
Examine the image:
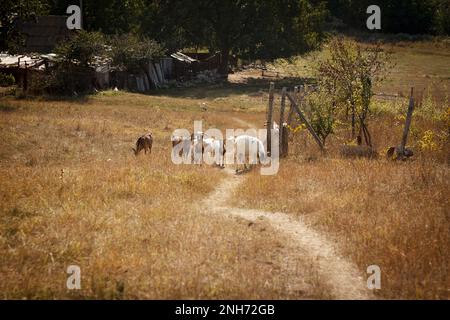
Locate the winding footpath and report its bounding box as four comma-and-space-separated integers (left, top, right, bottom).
199, 117, 372, 299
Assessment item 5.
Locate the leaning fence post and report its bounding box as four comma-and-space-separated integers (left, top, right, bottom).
287, 86, 298, 126
285, 86, 299, 155
399, 87, 415, 156
286, 92, 324, 150
266, 82, 275, 156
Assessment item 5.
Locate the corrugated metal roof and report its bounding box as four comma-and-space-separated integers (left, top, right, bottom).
170, 52, 198, 63
0, 54, 45, 68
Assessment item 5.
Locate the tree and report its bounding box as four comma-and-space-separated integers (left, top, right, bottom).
326, 0, 449, 35
49, 31, 106, 95
48, 0, 146, 34
55, 30, 105, 67
433, 0, 450, 35
0, 0, 49, 51
317, 37, 390, 145
109, 33, 165, 84
306, 88, 337, 146
144, 0, 328, 76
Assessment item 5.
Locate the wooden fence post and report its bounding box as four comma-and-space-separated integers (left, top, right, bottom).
266, 82, 275, 156
286, 92, 324, 150
399, 87, 415, 156
23, 62, 28, 93
279, 87, 287, 157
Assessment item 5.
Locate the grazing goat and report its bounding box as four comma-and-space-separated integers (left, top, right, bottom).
232, 135, 266, 173
171, 135, 191, 158
203, 137, 226, 167
133, 132, 153, 156
191, 131, 205, 163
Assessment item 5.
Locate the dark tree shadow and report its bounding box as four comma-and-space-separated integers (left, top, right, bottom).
145, 75, 317, 100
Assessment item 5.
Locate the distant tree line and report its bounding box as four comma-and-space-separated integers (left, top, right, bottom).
1, 0, 449, 75
327, 0, 450, 35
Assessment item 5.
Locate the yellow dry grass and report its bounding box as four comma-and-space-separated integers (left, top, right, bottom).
231, 90, 450, 299
233, 157, 449, 299
0, 92, 327, 299
229, 38, 450, 300
0, 38, 448, 300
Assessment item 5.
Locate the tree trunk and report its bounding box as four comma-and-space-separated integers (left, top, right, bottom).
351, 101, 356, 139
218, 48, 230, 77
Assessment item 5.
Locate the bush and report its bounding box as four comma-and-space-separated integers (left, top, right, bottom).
305, 89, 337, 146
47, 63, 95, 95
45, 31, 105, 95
109, 34, 165, 73
55, 31, 106, 67
0, 73, 15, 86
27, 64, 95, 96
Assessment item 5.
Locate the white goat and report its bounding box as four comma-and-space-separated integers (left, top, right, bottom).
232, 135, 266, 173
171, 135, 191, 160
203, 137, 225, 167
191, 131, 205, 164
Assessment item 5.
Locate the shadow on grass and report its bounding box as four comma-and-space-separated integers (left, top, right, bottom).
146, 75, 317, 100
1, 75, 317, 102
338, 29, 437, 44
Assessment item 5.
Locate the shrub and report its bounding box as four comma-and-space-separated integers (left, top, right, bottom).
47, 31, 105, 95
109, 34, 165, 74
304, 89, 337, 146
55, 31, 106, 67
0, 73, 15, 86
28, 64, 95, 96
47, 63, 95, 95
418, 130, 439, 152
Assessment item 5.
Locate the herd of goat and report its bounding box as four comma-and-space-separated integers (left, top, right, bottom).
132, 120, 398, 171
132, 124, 278, 172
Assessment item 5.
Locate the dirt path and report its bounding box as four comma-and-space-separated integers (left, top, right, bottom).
200, 117, 372, 299
231, 117, 254, 129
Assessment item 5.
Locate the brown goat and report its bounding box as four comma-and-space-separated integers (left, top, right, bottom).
132, 132, 153, 156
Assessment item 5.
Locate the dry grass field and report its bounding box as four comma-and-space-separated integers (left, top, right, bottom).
0, 91, 330, 299
0, 37, 449, 299
232, 38, 450, 299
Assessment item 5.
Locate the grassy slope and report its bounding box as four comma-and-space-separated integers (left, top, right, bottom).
0, 37, 449, 299
270, 37, 450, 101
233, 38, 450, 299
0, 91, 329, 299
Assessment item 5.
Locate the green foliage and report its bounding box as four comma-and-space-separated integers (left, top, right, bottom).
432, 0, 450, 35
55, 31, 106, 67
108, 34, 165, 74
305, 88, 337, 145
0, 73, 15, 86
327, 0, 450, 35
0, 0, 49, 51
418, 130, 439, 151
138, 0, 328, 74
30, 30, 106, 95
317, 37, 390, 138
26, 62, 94, 96
45, 31, 106, 95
